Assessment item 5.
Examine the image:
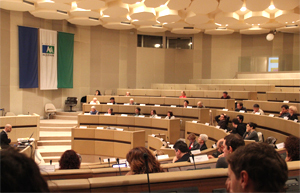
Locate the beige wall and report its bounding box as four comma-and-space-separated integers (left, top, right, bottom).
0, 9, 299, 117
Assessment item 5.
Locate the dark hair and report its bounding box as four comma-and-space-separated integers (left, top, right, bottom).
281, 104, 289, 110
136, 107, 141, 112
59, 150, 81, 169
237, 102, 243, 107
232, 118, 239, 125
1, 148, 50, 192
237, 114, 244, 122
110, 97, 115, 100
174, 140, 189, 153
248, 122, 257, 129
285, 135, 300, 161
126, 147, 164, 174
184, 100, 189, 104
253, 104, 259, 108
152, 110, 156, 114
108, 108, 113, 112
227, 143, 288, 192
95, 90, 101, 95
223, 91, 228, 95
224, 134, 245, 152
167, 111, 173, 117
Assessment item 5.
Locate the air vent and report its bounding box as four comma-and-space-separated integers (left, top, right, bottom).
286, 24, 298, 27
23, 0, 34, 6
121, 21, 131, 25
152, 24, 162, 28
57, 10, 68, 14
89, 17, 99, 21
184, 27, 194, 29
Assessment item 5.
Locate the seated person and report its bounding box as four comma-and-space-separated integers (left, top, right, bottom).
59, 150, 81, 169
265, 136, 277, 149
215, 113, 229, 130
107, 108, 114, 115
149, 110, 158, 118
198, 134, 208, 151
235, 102, 247, 112
90, 106, 98, 115
153, 149, 165, 157
279, 104, 289, 118
210, 139, 224, 158
226, 143, 288, 193
179, 91, 186, 98
1, 124, 12, 149
183, 100, 189, 108
165, 111, 175, 119
1, 148, 50, 192
90, 97, 100, 105
134, 107, 142, 116
126, 92, 131, 96
230, 118, 246, 137
284, 135, 300, 161
243, 122, 259, 142
197, 101, 205, 108
126, 147, 164, 175
288, 105, 298, 121
252, 104, 264, 115
187, 133, 200, 151
172, 140, 190, 163
95, 90, 101, 96
109, 97, 117, 104
216, 134, 245, 168
221, 91, 231, 99
129, 98, 137, 105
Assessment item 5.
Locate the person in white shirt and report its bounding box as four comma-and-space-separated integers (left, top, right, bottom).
252, 104, 264, 115
165, 111, 175, 119
150, 110, 158, 118
90, 97, 100, 105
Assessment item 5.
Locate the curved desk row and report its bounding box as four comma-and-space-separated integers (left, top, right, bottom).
0, 114, 40, 141
266, 92, 300, 102
215, 110, 300, 143
86, 95, 235, 111
77, 114, 181, 144
117, 88, 257, 100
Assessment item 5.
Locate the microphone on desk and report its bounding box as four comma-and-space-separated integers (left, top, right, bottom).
99, 157, 101, 164
50, 160, 52, 165
143, 153, 151, 193
191, 154, 196, 170
108, 158, 110, 167
116, 158, 122, 176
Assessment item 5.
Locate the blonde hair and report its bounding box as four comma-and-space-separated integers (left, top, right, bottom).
289, 106, 298, 113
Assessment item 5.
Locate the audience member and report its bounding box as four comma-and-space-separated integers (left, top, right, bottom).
59, 150, 81, 169
221, 91, 231, 99
198, 134, 208, 151
126, 92, 131, 96
1, 148, 50, 192
210, 139, 224, 158
279, 104, 290, 118
265, 136, 277, 149
165, 111, 175, 119
109, 97, 117, 104
129, 98, 137, 105
226, 143, 288, 193
126, 147, 164, 175
231, 118, 246, 137
236, 114, 244, 124
215, 113, 229, 130
179, 91, 186, 98
284, 135, 300, 161
150, 110, 158, 118
172, 140, 190, 163
252, 104, 264, 115
243, 122, 259, 142
107, 108, 114, 115
1, 124, 12, 149
90, 97, 100, 105
90, 106, 98, 115
288, 105, 298, 121
187, 133, 200, 151
134, 107, 142, 116
95, 90, 101, 96
216, 134, 245, 168
183, 100, 189, 108
197, 101, 205, 108
153, 149, 165, 157
235, 102, 247, 112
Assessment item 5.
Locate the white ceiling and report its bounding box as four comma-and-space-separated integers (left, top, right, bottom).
0, 0, 299, 35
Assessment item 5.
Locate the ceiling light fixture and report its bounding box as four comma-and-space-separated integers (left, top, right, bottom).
240, 0, 246, 11
266, 30, 276, 41
154, 44, 160, 48
268, 0, 275, 10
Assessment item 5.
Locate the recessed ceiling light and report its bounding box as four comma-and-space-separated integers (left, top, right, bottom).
154, 44, 160, 48
240, 7, 246, 12
268, 5, 275, 10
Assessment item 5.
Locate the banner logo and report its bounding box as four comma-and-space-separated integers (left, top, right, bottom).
42, 45, 55, 56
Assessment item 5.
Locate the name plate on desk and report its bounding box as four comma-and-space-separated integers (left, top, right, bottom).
216, 126, 220, 129
276, 142, 284, 149
97, 127, 104, 129
190, 155, 209, 163
104, 158, 116, 163
239, 110, 245, 113
168, 144, 174, 149
187, 106, 192, 108
121, 114, 128, 116
205, 123, 210, 126
140, 104, 146, 106
104, 113, 111, 116
283, 101, 289, 103
269, 114, 275, 117
80, 126, 87, 128
222, 109, 228, 111
155, 116, 161, 119
138, 115, 145, 117
119, 159, 127, 164
284, 117, 289, 120
170, 105, 176, 107
192, 120, 198, 123
151, 134, 156, 137
124, 103, 130, 105
157, 154, 169, 160
107, 103, 113, 105
212, 144, 217, 148
116, 128, 124, 131
84, 113, 91, 115
255, 112, 260, 115
155, 104, 160, 107
39, 165, 55, 172
191, 150, 201, 155
294, 119, 298, 122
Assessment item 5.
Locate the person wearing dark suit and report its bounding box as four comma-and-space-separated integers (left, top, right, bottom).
172, 141, 190, 163
187, 133, 200, 151
215, 114, 229, 130
1, 124, 12, 149
221, 91, 231, 99
231, 118, 246, 137
197, 134, 208, 151
288, 106, 298, 121
235, 102, 247, 112
243, 122, 259, 142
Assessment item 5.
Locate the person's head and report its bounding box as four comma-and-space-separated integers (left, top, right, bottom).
91, 106, 96, 112
107, 108, 113, 114
135, 107, 141, 114
173, 140, 189, 159
4, 124, 12, 133
1, 148, 50, 192
231, 118, 239, 128
167, 111, 173, 117
59, 150, 81, 169
220, 114, 226, 120
187, 133, 196, 143
289, 105, 298, 115
130, 98, 134, 104
223, 91, 228, 98
151, 110, 156, 116
92, 97, 97, 102
236, 115, 244, 123
246, 122, 257, 133
237, 102, 243, 110
226, 143, 288, 193
197, 101, 203, 107
217, 139, 224, 152
284, 135, 300, 161
281, 104, 289, 114
197, 134, 208, 145
223, 134, 245, 157
253, 104, 260, 112
181, 91, 186, 96
126, 92, 131, 96
110, 97, 115, 103
126, 147, 163, 174
183, 100, 189, 107
95, 90, 100, 95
